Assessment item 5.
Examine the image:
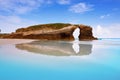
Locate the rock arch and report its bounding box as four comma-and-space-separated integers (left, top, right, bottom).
71, 25, 97, 40
3, 24, 97, 40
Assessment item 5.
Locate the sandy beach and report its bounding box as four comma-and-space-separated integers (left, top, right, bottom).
0, 39, 35, 45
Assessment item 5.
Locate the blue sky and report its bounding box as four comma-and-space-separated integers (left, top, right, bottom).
0, 0, 120, 38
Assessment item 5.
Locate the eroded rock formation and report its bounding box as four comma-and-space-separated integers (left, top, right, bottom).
3, 23, 97, 40
78, 25, 97, 40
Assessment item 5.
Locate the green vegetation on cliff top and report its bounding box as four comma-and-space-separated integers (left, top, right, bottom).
16, 23, 72, 32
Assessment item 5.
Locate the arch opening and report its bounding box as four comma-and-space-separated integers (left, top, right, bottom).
72, 27, 80, 40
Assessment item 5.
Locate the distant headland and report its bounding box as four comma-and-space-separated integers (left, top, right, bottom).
0, 23, 97, 40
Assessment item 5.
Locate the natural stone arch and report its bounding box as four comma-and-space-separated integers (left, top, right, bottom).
3, 24, 97, 40
71, 25, 96, 40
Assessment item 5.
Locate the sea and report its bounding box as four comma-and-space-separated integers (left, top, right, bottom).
0, 38, 120, 80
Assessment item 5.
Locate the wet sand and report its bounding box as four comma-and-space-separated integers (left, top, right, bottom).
0, 39, 35, 45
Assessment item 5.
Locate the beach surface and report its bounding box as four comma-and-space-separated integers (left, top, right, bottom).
0, 39, 35, 45
0, 39, 120, 80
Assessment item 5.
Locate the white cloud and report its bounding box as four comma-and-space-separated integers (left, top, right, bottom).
100, 16, 105, 19
0, 0, 44, 14
0, 15, 39, 33
93, 24, 120, 38
100, 14, 110, 19
69, 2, 93, 13
0, 15, 21, 24
57, 0, 71, 5
0, 0, 46, 32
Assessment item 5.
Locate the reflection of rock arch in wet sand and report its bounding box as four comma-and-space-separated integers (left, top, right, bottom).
16, 41, 92, 56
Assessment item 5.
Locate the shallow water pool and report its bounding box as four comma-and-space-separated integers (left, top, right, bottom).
0, 39, 120, 80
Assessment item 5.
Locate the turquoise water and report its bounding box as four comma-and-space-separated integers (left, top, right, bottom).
0, 39, 120, 80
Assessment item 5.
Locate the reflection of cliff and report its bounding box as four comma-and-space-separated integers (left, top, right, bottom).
16, 41, 92, 56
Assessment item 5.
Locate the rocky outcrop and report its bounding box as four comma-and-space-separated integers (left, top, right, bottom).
3, 23, 97, 40
79, 25, 97, 40
0, 33, 9, 38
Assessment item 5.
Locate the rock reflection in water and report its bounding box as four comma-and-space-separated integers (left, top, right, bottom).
72, 40, 80, 54
16, 40, 92, 56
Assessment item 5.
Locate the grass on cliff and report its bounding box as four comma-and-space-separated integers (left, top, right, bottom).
16, 23, 72, 32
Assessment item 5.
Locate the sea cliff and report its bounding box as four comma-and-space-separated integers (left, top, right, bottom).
2, 23, 97, 40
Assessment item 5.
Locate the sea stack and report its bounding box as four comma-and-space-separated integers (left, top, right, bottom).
3, 23, 97, 40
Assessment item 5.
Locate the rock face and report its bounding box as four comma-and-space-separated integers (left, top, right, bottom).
3, 23, 97, 40
79, 25, 97, 40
